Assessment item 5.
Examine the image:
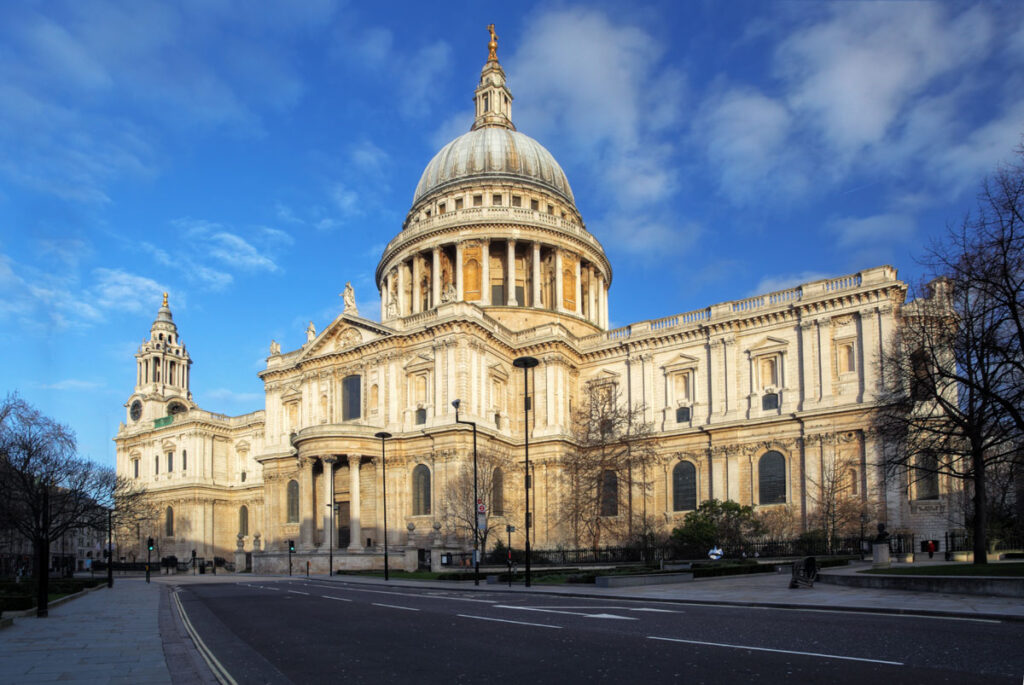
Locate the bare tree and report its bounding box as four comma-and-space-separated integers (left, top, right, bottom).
560, 382, 659, 551
875, 146, 1024, 563
806, 453, 871, 551
442, 449, 517, 556
0, 394, 150, 614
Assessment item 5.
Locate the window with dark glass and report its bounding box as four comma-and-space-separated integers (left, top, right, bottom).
916, 452, 939, 500
133, 460, 139, 478
600, 470, 618, 516
491, 283, 506, 304
182, 450, 187, 470
676, 406, 691, 423
413, 465, 431, 515
759, 451, 786, 504
165, 506, 174, 536
155, 455, 159, 475
673, 461, 697, 511
492, 468, 504, 515
239, 506, 249, 536
286, 480, 299, 523
342, 375, 361, 420
762, 393, 779, 410
167, 452, 173, 472
415, 408, 427, 425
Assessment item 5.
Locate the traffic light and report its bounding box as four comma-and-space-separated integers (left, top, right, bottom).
288, 540, 295, 553
147, 537, 154, 551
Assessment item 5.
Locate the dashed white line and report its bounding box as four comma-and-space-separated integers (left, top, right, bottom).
288, 590, 310, 596
372, 602, 420, 611
647, 636, 904, 665
494, 605, 636, 620
458, 614, 563, 629
322, 595, 352, 602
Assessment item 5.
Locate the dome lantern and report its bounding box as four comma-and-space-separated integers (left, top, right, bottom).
472, 25, 514, 132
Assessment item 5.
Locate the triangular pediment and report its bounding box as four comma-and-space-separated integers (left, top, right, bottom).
300, 314, 394, 360
281, 384, 302, 403
747, 336, 789, 355
663, 352, 701, 373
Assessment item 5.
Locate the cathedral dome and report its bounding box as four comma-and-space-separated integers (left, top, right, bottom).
413, 127, 574, 206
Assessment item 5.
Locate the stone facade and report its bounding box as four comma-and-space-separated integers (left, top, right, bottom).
114, 34, 960, 571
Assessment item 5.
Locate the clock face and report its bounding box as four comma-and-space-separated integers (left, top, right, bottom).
130, 400, 142, 421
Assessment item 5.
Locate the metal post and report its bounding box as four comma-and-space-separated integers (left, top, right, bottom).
453, 400, 480, 586
375, 432, 392, 581
506, 524, 515, 588
37, 483, 50, 617
513, 356, 538, 588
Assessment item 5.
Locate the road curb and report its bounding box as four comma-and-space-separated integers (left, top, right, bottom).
0, 583, 107, 627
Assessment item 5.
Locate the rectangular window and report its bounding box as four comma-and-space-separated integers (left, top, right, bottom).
473, 194, 483, 207
182, 450, 187, 471
415, 408, 427, 425
167, 452, 173, 472
342, 375, 362, 421
492, 194, 502, 205
154, 456, 159, 475
491, 284, 505, 305
133, 460, 139, 478
512, 195, 522, 207
530, 199, 539, 211
547, 204, 554, 215
438, 202, 446, 214
455, 198, 464, 210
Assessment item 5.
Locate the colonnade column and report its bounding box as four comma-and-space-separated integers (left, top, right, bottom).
574, 259, 582, 316
398, 264, 408, 317
531, 242, 541, 308
507, 239, 517, 305
347, 456, 362, 551
299, 458, 314, 548
481, 240, 491, 305
322, 457, 336, 550
432, 247, 441, 308
589, 267, 598, 324
554, 250, 564, 313
412, 256, 422, 314
455, 242, 465, 301
597, 273, 607, 328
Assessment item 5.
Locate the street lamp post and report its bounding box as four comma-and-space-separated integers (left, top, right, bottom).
512, 355, 538, 588
452, 399, 481, 586
326, 502, 334, 577
107, 509, 113, 589
375, 431, 392, 581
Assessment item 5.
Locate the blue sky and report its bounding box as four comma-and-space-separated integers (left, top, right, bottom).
1, 1, 1022, 469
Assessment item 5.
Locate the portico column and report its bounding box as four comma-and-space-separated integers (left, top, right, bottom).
299, 458, 314, 548
321, 457, 336, 551
507, 239, 517, 305
398, 262, 408, 317
597, 273, 607, 328
380, 278, 387, 321
481, 240, 491, 305
412, 255, 422, 314
431, 247, 441, 308
455, 242, 465, 301
574, 259, 582, 315
555, 250, 564, 313
347, 456, 362, 551
531, 242, 541, 308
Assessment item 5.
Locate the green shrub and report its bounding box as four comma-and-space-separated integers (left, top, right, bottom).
0, 595, 34, 612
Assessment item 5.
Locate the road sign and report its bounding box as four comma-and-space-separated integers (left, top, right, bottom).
477, 502, 486, 514
477, 513, 486, 530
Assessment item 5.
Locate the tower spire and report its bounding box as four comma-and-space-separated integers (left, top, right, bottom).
472, 24, 514, 131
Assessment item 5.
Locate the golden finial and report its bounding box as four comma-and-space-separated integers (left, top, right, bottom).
162, 292, 168, 307
487, 24, 498, 61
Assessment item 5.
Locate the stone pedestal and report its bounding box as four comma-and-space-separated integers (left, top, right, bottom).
234, 534, 246, 574
872, 542, 891, 569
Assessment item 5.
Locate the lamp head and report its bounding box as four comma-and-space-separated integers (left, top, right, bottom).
374, 431, 392, 440
451, 399, 461, 410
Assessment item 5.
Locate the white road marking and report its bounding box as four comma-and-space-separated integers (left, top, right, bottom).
372, 602, 420, 611
495, 605, 636, 620
292, 583, 496, 604
458, 614, 563, 629
288, 590, 310, 596
647, 636, 904, 665
659, 602, 1000, 624
540, 605, 680, 614
629, 608, 681, 614
322, 595, 352, 602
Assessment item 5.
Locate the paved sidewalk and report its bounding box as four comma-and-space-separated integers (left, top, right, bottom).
0, 579, 171, 684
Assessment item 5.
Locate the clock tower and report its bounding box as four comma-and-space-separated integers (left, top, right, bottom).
125, 293, 193, 425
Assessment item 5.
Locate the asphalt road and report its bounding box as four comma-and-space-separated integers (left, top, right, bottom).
176, 579, 1024, 684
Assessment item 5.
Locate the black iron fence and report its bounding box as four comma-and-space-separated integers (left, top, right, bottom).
945, 531, 1024, 553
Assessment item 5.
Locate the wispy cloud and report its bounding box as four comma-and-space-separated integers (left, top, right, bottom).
37, 379, 105, 391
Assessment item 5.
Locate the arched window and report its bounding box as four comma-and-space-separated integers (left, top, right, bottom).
412, 465, 431, 515
492, 468, 504, 515
239, 506, 249, 536
286, 480, 299, 523
759, 451, 787, 504
600, 470, 618, 516
165, 506, 174, 537
672, 461, 697, 511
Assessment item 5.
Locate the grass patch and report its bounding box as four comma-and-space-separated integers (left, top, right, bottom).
861, 563, 1024, 577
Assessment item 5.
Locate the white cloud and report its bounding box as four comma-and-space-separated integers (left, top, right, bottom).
92, 268, 167, 314
38, 379, 104, 391
203, 388, 263, 404
828, 213, 917, 249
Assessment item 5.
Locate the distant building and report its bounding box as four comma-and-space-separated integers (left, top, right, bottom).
115, 31, 959, 572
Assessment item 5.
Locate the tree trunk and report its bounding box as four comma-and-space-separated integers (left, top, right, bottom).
972, 450, 988, 565
35, 535, 49, 617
